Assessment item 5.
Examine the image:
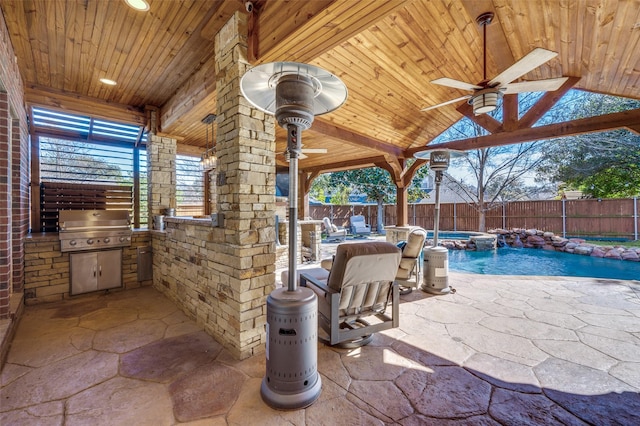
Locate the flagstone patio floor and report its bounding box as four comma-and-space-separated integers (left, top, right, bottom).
2, 264, 639, 424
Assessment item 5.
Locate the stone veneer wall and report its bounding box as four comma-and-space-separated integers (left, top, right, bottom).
147, 134, 176, 220
23, 231, 152, 305
151, 12, 276, 360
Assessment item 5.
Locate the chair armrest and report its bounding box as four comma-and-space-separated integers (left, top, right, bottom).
300, 273, 336, 296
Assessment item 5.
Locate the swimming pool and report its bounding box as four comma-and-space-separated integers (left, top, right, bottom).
448, 247, 640, 281
426, 231, 485, 240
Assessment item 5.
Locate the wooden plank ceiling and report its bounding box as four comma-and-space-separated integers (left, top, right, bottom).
2, 0, 639, 171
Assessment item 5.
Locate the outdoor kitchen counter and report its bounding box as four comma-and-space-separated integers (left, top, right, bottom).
27, 228, 150, 239
150, 217, 217, 236
25, 232, 59, 242
164, 216, 215, 226
24, 229, 152, 305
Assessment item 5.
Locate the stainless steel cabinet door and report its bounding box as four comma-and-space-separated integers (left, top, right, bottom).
70, 249, 122, 295
97, 249, 122, 290
70, 252, 98, 295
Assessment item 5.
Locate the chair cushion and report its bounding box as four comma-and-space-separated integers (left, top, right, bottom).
328, 242, 401, 292
403, 228, 426, 258
320, 257, 333, 270
396, 258, 417, 279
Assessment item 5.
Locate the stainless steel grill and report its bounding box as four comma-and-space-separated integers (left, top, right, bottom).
58, 210, 132, 252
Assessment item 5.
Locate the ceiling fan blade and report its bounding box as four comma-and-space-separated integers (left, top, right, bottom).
298, 152, 308, 159
431, 78, 482, 91
421, 95, 472, 112
489, 48, 558, 87
300, 148, 327, 154
503, 76, 569, 94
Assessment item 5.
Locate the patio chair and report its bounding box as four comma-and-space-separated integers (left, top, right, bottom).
349, 215, 371, 237
322, 217, 347, 242
395, 227, 427, 295
301, 241, 402, 348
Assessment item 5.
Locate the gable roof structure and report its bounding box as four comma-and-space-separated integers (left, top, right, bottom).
1, 0, 639, 175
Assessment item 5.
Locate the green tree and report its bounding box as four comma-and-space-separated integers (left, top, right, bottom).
309, 174, 330, 202
435, 112, 551, 231
320, 160, 429, 232
40, 137, 125, 183
537, 91, 640, 198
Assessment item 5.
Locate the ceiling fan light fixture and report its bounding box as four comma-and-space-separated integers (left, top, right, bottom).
471, 91, 502, 115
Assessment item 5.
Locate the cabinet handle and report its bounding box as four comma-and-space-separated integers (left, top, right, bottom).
93, 267, 96, 278
99, 266, 102, 276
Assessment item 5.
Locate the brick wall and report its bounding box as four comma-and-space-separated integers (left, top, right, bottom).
0, 93, 10, 318
0, 7, 28, 321
23, 232, 152, 304
12, 117, 28, 293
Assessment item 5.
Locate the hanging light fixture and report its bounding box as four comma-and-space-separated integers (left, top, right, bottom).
200, 114, 217, 171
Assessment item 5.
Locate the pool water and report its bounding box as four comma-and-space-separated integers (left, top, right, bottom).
448, 247, 640, 281
427, 232, 480, 240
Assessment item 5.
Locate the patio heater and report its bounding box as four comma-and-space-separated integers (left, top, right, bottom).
241, 62, 347, 409
414, 149, 465, 294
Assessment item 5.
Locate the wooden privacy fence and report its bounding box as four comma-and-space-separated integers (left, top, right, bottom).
310, 198, 640, 240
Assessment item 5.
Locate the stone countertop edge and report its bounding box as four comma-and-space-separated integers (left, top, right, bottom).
163, 217, 215, 227
27, 229, 151, 241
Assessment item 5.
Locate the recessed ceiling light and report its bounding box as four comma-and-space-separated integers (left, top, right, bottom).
100, 78, 117, 86
124, 0, 150, 12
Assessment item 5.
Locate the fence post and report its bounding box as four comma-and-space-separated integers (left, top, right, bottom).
502, 203, 505, 229
562, 198, 566, 238
413, 204, 416, 225
453, 202, 457, 231
634, 197, 638, 241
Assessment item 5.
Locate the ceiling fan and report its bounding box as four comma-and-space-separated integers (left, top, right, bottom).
422, 12, 568, 115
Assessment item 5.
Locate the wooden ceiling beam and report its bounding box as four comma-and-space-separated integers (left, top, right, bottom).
408, 108, 640, 154
302, 155, 387, 175
518, 76, 580, 128
502, 94, 519, 132
159, 56, 217, 133
250, 0, 409, 64
376, 156, 404, 183
456, 102, 503, 134
401, 158, 428, 187
25, 85, 146, 126
311, 119, 403, 158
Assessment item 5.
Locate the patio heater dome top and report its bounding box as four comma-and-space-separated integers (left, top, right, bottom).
414, 148, 466, 172
240, 62, 348, 121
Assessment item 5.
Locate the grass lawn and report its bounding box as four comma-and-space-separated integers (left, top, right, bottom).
594, 240, 640, 248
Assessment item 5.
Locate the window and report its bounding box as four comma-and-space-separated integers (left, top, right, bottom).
176, 155, 204, 216
33, 107, 148, 229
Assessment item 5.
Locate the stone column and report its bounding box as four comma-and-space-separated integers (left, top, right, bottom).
147, 134, 176, 223
214, 11, 276, 359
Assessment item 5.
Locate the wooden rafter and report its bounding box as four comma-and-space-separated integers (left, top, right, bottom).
456, 102, 503, 134
517, 77, 580, 128
160, 57, 217, 132
302, 155, 387, 175
408, 108, 640, 154
311, 120, 403, 158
